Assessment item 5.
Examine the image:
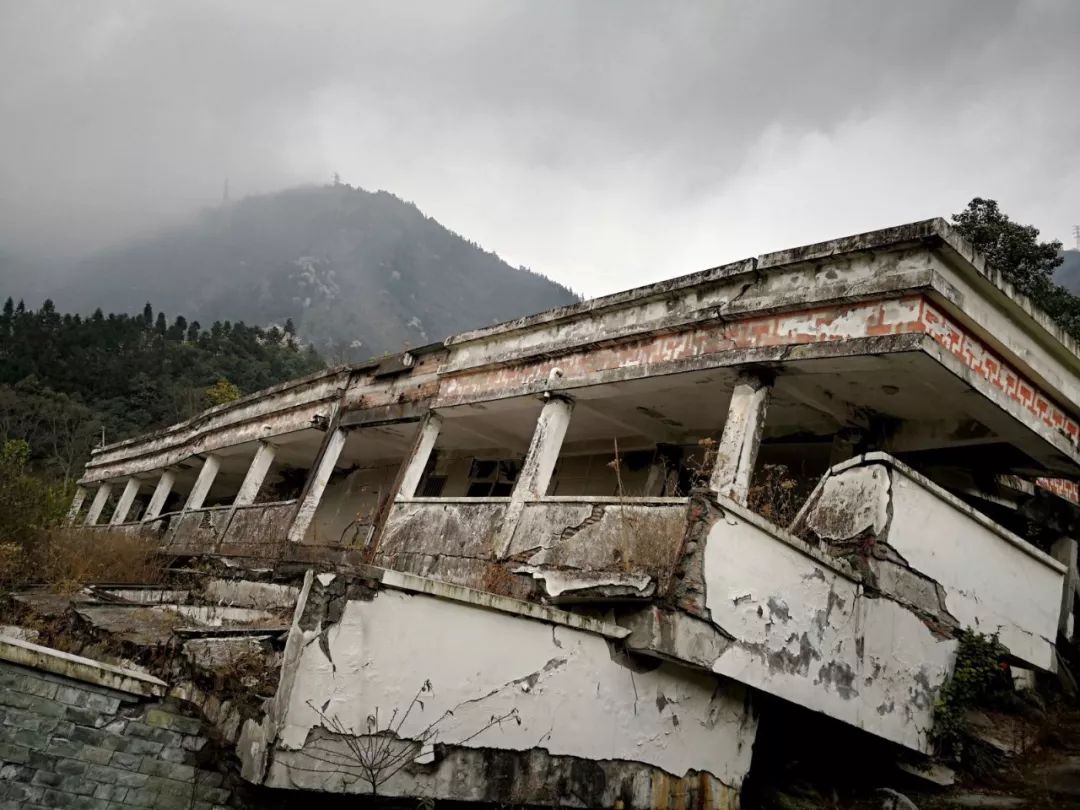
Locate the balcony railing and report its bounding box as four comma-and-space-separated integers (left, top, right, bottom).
166, 505, 233, 553
377, 498, 510, 581
377, 495, 690, 599
78, 500, 299, 557
217, 501, 298, 556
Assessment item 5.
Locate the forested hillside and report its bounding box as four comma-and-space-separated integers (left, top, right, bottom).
46, 184, 578, 361
0, 299, 323, 481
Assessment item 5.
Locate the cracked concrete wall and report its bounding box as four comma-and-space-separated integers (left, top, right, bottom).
254, 582, 757, 806
303, 463, 397, 547
887, 467, 1063, 671
700, 496, 957, 754
217, 502, 297, 558
508, 501, 688, 601
375, 499, 512, 591
376, 498, 689, 602
802, 456, 1065, 671
163, 502, 296, 558
166, 507, 232, 555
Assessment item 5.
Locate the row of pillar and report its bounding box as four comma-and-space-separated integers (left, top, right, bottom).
71, 370, 775, 545
72, 441, 278, 529
389, 370, 772, 515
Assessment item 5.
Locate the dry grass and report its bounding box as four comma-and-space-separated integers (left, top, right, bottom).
0, 528, 163, 592
747, 463, 803, 528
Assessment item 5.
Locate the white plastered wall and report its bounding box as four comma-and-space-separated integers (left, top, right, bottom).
885, 465, 1064, 671
703, 502, 957, 753
270, 588, 758, 794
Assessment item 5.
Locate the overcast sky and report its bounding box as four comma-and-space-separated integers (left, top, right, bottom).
1, 1, 1077, 297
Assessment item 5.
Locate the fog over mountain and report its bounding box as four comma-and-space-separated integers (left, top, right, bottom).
1057, 251, 1080, 294
20, 184, 576, 360
1, 2, 1077, 300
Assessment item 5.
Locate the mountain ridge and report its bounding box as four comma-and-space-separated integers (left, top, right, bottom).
24, 184, 579, 361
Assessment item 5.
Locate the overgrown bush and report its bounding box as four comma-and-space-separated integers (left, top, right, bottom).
0, 438, 160, 593
932, 629, 1012, 759
0, 439, 70, 544
2, 528, 163, 592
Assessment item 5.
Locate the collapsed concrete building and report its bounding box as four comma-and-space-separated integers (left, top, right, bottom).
9, 218, 1080, 808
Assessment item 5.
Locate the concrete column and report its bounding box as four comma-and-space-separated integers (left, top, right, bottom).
516, 396, 574, 498
109, 478, 141, 525
235, 442, 277, 507
396, 413, 443, 499
288, 427, 347, 543
84, 482, 113, 526
644, 445, 681, 497
1052, 537, 1079, 639
66, 487, 88, 526
144, 470, 176, 521
183, 455, 221, 511
496, 396, 574, 556
710, 372, 772, 505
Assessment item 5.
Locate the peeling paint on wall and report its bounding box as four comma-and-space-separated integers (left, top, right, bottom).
801, 457, 1065, 671
700, 496, 956, 753
255, 583, 757, 804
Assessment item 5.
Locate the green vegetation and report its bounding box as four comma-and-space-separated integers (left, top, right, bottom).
932, 629, 1011, 759
952, 198, 1080, 340
0, 439, 69, 544
0, 298, 323, 481
0, 438, 69, 590
0, 453, 160, 593
205, 378, 242, 406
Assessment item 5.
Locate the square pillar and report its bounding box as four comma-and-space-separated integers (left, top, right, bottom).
396, 413, 443, 500
288, 427, 348, 543
84, 482, 113, 526
235, 441, 277, 507
644, 445, 681, 497
710, 371, 772, 505
183, 455, 221, 511
516, 396, 574, 498
66, 487, 88, 526
496, 395, 574, 556
144, 470, 176, 521
109, 478, 141, 525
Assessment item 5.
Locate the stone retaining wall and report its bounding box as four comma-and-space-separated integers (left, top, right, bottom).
0, 658, 235, 810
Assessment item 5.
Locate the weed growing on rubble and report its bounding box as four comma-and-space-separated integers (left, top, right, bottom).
1, 528, 162, 593
684, 437, 718, 492
604, 439, 683, 579
747, 463, 802, 527
300, 679, 521, 794
932, 629, 1012, 760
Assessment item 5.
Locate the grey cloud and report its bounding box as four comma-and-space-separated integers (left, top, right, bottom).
0, 0, 1077, 296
